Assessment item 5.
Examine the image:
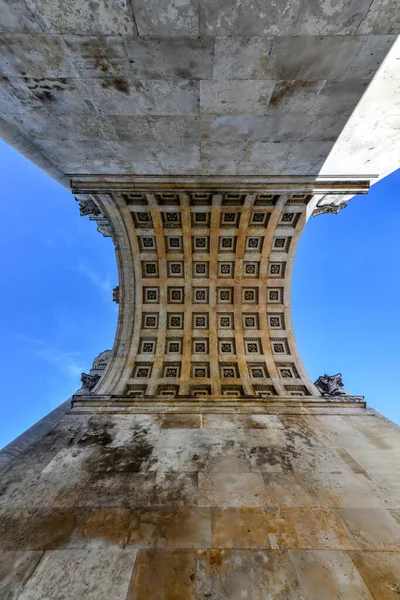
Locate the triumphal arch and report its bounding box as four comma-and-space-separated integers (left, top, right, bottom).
1, 1, 400, 597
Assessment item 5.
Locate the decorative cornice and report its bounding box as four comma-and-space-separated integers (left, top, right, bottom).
71, 394, 366, 412
71, 175, 372, 196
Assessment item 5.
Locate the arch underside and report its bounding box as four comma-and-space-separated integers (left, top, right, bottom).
72, 176, 369, 403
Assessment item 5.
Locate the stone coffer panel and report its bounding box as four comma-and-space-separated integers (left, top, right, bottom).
1, 404, 400, 599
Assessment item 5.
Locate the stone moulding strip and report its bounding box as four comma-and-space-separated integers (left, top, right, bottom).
71, 394, 366, 410
71, 175, 372, 195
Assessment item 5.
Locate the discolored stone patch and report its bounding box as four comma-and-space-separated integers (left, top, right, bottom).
212, 508, 270, 548
307, 472, 390, 509
0, 551, 43, 600
0, 509, 77, 550
78, 472, 198, 508
202, 415, 243, 429
76, 418, 115, 447
160, 414, 201, 429
128, 507, 211, 549
247, 445, 298, 473
349, 551, 400, 600
198, 472, 269, 507
289, 550, 374, 600
197, 549, 301, 599
0, 470, 91, 510
338, 508, 400, 550
246, 415, 284, 429
262, 473, 320, 508
83, 422, 156, 476
127, 549, 196, 600
263, 508, 354, 550
248, 429, 287, 448
16, 548, 137, 600
69, 508, 131, 548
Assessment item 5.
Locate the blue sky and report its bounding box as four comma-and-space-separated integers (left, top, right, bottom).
0, 141, 399, 447
0, 141, 118, 448
293, 167, 400, 424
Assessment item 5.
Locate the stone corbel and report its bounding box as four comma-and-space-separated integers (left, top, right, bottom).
312, 200, 348, 217
75, 194, 113, 238
76, 350, 112, 395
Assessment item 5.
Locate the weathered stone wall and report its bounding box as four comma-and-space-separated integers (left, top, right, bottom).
1, 1, 399, 189
1, 403, 400, 599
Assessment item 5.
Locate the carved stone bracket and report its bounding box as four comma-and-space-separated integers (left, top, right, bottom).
312, 201, 347, 217
314, 373, 348, 396
113, 286, 120, 303
75, 194, 113, 238
76, 350, 112, 395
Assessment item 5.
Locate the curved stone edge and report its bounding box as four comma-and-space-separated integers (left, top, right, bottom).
0, 398, 72, 474
0, 116, 70, 190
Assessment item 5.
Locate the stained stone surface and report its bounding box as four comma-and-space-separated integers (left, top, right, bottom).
0, 1, 399, 188
1, 4, 400, 599
0, 408, 399, 598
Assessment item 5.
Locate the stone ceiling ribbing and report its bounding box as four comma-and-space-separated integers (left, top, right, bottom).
0, 0, 399, 181
71, 178, 369, 400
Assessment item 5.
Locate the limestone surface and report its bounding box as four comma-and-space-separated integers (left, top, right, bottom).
1, 407, 400, 599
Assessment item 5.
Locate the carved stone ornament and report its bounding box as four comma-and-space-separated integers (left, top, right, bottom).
92, 350, 112, 371
77, 350, 112, 394
314, 373, 347, 396
80, 373, 100, 390
113, 286, 120, 303
75, 194, 101, 217
312, 202, 347, 217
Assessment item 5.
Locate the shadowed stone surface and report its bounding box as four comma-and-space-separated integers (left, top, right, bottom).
0, 1, 399, 188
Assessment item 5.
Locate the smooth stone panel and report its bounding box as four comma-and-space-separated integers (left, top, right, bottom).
198, 472, 269, 507
77, 472, 198, 507
266, 80, 326, 113
290, 550, 374, 600
126, 549, 196, 600
200, 80, 276, 116
245, 415, 284, 429
160, 414, 201, 428
79, 78, 200, 116
63, 35, 131, 79
0, 0, 42, 33
293, 0, 367, 34
69, 508, 132, 549
17, 548, 137, 600
357, 0, 400, 34
199, 0, 302, 35
349, 551, 400, 599
0, 34, 78, 78
267, 36, 363, 80
248, 429, 287, 447
24, 0, 136, 35
213, 37, 274, 80
125, 37, 213, 79
0, 470, 90, 510
212, 508, 270, 548
338, 508, 400, 550
128, 507, 212, 548
307, 472, 390, 508
0, 551, 43, 600
0, 509, 77, 551
132, 0, 198, 35
262, 473, 320, 508
263, 508, 354, 550
197, 549, 301, 599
